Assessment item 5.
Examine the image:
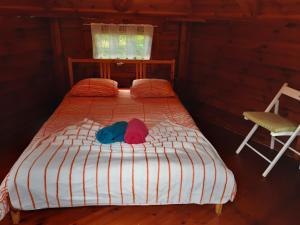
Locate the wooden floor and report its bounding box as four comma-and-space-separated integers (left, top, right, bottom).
1, 121, 299, 225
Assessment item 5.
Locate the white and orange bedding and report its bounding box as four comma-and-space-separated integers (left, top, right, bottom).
38, 89, 197, 139
0, 90, 236, 221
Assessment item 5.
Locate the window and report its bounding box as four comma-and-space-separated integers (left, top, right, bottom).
91, 23, 154, 60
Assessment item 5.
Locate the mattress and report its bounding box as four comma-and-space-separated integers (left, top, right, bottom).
0, 89, 236, 221
38, 89, 197, 138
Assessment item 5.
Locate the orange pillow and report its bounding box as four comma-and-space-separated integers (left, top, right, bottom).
70, 78, 118, 97
130, 79, 175, 98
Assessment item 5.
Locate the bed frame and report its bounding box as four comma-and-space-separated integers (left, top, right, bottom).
8, 196, 222, 224
8, 57, 223, 224
67, 57, 176, 87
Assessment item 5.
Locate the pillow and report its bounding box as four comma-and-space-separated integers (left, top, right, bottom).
130, 79, 175, 98
70, 78, 118, 97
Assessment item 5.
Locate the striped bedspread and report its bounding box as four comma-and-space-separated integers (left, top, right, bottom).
0, 119, 236, 221
36, 89, 197, 140
0, 90, 236, 221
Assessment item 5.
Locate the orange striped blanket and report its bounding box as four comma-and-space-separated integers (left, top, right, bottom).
0, 90, 236, 221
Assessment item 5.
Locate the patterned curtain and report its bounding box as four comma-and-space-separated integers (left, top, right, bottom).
91, 23, 154, 60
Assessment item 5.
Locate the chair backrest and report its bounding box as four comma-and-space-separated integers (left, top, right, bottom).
265, 83, 300, 112
281, 85, 300, 101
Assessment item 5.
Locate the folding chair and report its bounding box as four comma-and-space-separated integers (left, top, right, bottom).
236, 83, 300, 177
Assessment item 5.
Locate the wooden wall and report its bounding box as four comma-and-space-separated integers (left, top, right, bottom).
0, 13, 181, 157
1, 0, 300, 153
184, 19, 300, 147
0, 16, 55, 148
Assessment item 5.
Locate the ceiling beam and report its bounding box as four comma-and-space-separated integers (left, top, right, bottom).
0, 5, 189, 18
170, 12, 300, 22
168, 17, 206, 23
3, 2, 300, 21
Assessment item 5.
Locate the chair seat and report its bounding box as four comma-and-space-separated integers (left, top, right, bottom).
243, 111, 298, 133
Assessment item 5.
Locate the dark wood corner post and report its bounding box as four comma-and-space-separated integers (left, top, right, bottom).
177, 22, 190, 96
50, 18, 66, 99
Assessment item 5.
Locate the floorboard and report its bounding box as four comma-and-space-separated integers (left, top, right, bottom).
0, 120, 299, 225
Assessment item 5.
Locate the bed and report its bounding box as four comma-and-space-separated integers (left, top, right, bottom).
0, 58, 236, 224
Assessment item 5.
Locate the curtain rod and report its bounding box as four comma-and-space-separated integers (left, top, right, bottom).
83, 23, 159, 27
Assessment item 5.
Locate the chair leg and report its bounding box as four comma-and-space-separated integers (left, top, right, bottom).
270, 136, 275, 150
262, 129, 300, 177
236, 124, 259, 154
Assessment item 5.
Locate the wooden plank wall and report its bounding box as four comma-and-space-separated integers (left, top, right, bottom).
0, 16, 55, 147
56, 16, 180, 93
0, 13, 181, 152
1, 0, 300, 152
184, 19, 300, 147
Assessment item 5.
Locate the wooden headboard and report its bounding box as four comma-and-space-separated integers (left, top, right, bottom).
68, 57, 175, 87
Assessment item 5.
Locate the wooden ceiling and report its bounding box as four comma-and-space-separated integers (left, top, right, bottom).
1, 0, 300, 20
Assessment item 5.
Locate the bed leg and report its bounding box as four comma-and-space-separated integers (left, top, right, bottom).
215, 204, 223, 216
10, 208, 20, 224
9, 198, 20, 224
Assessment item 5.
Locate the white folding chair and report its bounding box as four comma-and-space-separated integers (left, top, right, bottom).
236, 83, 300, 177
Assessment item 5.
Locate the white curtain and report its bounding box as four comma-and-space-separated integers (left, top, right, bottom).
91, 23, 154, 60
